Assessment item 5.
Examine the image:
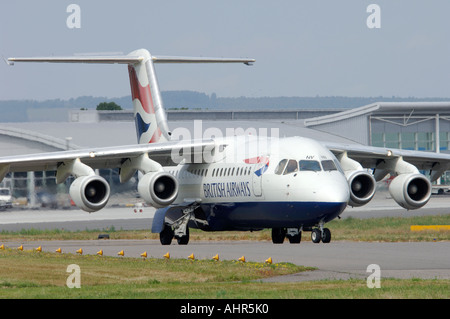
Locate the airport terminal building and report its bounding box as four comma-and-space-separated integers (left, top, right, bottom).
1, 101, 450, 206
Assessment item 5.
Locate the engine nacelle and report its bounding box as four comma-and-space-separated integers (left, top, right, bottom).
346, 170, 377, 207
389, 173, 431, 210
69, 175, 110, 212
138, 172, 178, 208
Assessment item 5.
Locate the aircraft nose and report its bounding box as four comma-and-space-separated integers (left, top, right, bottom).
318, 175, 350, 204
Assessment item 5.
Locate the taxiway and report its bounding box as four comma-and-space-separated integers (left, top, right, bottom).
0, 192, 449, 282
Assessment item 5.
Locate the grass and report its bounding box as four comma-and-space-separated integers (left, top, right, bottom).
327, 214, 450, 242
0, 215, 448, 299
0, 248, 448, 299
0, 248, 312, 298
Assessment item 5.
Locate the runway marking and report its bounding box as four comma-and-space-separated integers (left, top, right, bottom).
410, 225, 450, 231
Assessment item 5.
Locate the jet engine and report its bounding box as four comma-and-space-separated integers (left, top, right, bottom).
138, 172, 178, 208
346, 170, 377, 207
389, 173, 431, 210
69, 175, 110, 212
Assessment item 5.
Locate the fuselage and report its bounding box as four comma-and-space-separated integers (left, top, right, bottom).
163, 135, 350, 231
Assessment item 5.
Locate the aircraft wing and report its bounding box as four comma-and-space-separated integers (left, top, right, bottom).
0, 138, 218, 181
324, 141, 450, 179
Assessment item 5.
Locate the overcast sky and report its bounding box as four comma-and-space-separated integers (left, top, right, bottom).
1, 0, 450, 101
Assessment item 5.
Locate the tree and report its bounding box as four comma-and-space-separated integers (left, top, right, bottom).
96, 102, 122, 111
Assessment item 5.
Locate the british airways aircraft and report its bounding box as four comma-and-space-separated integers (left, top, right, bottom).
3, 49, 444, 245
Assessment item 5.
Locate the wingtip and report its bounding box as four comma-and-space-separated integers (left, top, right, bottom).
2, 56, 14, 66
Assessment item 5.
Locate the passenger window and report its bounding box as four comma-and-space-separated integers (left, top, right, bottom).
321, 160, 337, 171
283, 159, 298, 175
299, 160, 322, 172
275, 159, 288, 175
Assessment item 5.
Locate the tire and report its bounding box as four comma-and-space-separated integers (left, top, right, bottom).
176, 227, 190, 245
288, 231, 302, 244
159, 225, 174, 245
322, 228, 331, 243
311, 228, 321, 243
271, 228, 286, 244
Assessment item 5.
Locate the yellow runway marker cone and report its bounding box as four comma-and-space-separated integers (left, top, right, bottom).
265, 257, 272, 264
76, 248, 83, 255
36, 246, 42, 252
163, 252, 170, 259
212, 254, 219, 261
238, 256, 246, 263
18, 245, 23, 251
188, 253, 195, 261
97, 249, 103, 256
55, 247, 62, 253
117, 250, 124, 256
140, 251, 147, 258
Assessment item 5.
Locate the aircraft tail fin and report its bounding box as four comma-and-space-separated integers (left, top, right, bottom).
8, 50, 255, 144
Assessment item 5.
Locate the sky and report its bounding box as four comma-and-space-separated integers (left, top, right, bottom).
1, 0, 450, 101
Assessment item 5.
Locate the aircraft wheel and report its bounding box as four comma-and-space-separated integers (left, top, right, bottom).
311, 228, 321, 243
322, 228, 331, 243
288, 231, 301, 244
160, 224, 174, 245
176, 227, 190, 245
271, 228, 286, 244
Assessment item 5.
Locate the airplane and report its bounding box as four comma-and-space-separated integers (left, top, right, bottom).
3, 48, 446, 245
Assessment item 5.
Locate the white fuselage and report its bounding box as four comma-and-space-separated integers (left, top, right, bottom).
162, 135, 350, 231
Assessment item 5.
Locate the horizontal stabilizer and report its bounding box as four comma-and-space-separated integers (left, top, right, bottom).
7, 55, 143, 65
8, 55, 255, 66
152, 56, 255, 65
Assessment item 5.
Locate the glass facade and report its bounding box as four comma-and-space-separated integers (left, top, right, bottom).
370, 115, 450, 184
372, 131, 436, 151
371, 116, 450, 153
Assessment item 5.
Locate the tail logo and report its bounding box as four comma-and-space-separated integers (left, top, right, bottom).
128, 65, 162, 143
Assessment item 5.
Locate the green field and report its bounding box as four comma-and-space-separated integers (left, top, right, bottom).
0, 248, 448, 299
0, 215, 449, 299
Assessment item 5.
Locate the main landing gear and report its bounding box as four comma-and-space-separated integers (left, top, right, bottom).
271, 226, 331, 244
160, 224, 190, 245
271, 228, 302, 244
159, 205, 208, 245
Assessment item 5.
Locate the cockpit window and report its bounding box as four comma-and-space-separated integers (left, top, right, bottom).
321, 160, 337, 171
284, 159, 298, 175
299, 160, 322, 172
274, 159, 288, 175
